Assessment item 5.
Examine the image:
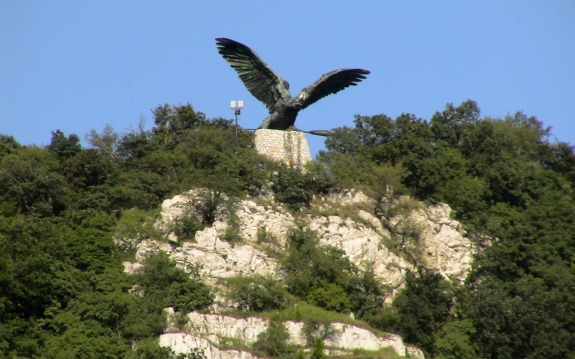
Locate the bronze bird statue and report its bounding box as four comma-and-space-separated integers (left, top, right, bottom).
216, 38, 370, 130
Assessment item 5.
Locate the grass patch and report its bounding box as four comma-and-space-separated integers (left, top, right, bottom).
215, 335, 254, 352
222, 300, 385, 335
331, 347, 405, 359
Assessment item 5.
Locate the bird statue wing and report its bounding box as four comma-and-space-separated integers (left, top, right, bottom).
216, 38, 288, 112
299, 69, 370, 110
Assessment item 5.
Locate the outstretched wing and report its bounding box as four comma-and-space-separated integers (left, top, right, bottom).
300, 69, 370, 110
216, 38, 289, 112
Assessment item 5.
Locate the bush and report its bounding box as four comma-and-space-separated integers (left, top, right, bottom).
392, 267, 453, 357
135, 252, 213, 313
173, 215, 206, 241
307, 284, 351, 313
221, 213, 242, 245
271, 167, 314, 211
302, 320, 335, 347
115, 209, 161, 251
281, 226, 386, 320
228, 276, 288, 312
253, 318, 296, 358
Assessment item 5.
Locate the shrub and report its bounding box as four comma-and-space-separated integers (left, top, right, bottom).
173, 215, 206, 241
253, 318, 296, 358
228, 276, 288, 312
134, 252, 213, 313
221, 213, 242, 245
271, 167, 314, 211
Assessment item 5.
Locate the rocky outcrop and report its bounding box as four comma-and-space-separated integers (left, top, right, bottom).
121, 188, 481, 359
135, 231, 277, 279
285, 321, 407, 354
316, 188, 375, 207
127, 188, 476, 291
159, 333, 262, 359
421, 203, 475, 280
233, 199, 293, 245
172, 311, 411, 357
187, 312, 267, 345
123, 261, 143, 274
308, 213, 410, 293
383, 198, 475, 281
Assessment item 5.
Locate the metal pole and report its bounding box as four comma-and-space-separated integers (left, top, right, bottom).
230, 100, 243, 153
234, 109, 239, 152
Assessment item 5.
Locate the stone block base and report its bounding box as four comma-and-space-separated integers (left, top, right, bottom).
254, 129, 312, 169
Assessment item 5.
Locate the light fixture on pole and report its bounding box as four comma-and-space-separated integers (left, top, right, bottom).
230, 100, 244, 151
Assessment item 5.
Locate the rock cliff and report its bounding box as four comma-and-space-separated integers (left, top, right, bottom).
160, 309, 424, 359
122, 188, 478, 359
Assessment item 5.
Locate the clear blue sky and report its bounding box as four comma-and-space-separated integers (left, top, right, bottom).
2, 1, 574, 156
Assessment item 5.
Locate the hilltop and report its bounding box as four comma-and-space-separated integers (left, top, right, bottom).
1, 100, 575, 359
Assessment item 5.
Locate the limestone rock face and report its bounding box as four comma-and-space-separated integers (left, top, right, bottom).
159, 333, 262, 359
234, 199, 293, 245
383, 198, 476, 281
407, 346, 426, 359
131, 188, 476, 292
178, 312, 410, 357
156, 189, 233, 242
122, 261, 142, 274
317, 188, 375, 207
187, 312, 267, 345
135, 233, 277, 279
285, 321, 406, 354
308, 213, 410, 292
121, 188, 483, 359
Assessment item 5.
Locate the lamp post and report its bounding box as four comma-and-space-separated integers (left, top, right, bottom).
230, 100, 244, 151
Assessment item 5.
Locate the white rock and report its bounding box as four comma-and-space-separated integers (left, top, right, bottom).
136, 189, 487, 359
182, 313, 411, 357
187, 312, 267, 344
309, 213, 411, 293
123, 261, 143, 274
406, 345, 426, 359
388, 201, 477, 281
234, 199, 293, 245
159, 333, 263, 359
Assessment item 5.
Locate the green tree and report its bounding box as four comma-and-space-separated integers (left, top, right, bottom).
310, 338, 325, 359
48, 129, 82, 159
134, 252, 213, 313
393, 267, 453, 357
229, 276, 288, 312
253, 318, 295, 358
271, 167, 314, 210
0, 134, 21, 158
0, 147, 72, 216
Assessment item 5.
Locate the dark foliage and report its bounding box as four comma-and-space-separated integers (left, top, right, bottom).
3, 99, 575, 358
319, 100, 575, 358
0, 103, 265, 358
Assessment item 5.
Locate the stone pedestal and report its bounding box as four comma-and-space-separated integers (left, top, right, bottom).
254, 129, 312, 168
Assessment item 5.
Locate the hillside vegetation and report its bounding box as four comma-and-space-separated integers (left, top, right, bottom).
1, 101, 575, 359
